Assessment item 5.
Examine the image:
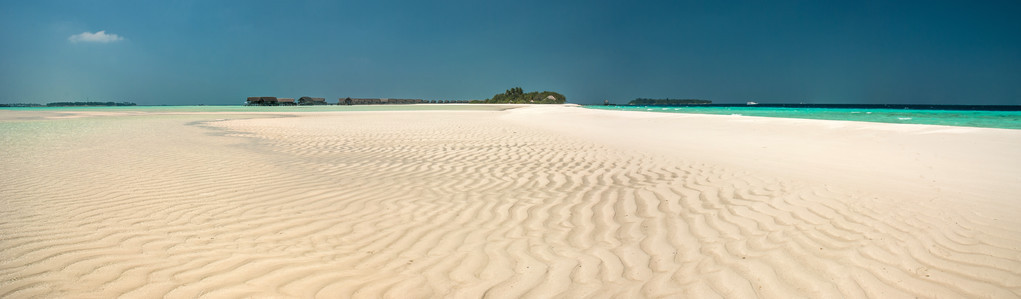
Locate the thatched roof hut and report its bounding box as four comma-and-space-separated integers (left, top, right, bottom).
337, 98, 425, 105
350, 98, 382, 105
298, 96, 327, 105
386, 98, 425, 104
247, 96, 278, 106
277, 98, 296, 106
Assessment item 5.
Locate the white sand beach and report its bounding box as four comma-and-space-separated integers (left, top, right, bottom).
2, 105, 1020, 298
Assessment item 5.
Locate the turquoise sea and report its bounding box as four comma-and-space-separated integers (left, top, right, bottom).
583, 105, 1021, 130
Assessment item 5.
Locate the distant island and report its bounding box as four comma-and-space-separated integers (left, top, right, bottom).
628, 98, 711, 105
0, 103, 44, 107
1, 101, 137, 107
471, 87, 566, 104
47, 101, 137, 107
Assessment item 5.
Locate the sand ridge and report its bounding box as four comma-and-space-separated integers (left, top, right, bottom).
1, 107, 1020, 298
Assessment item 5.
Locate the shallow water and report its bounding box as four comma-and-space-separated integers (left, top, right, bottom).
584, 105, 1021, 129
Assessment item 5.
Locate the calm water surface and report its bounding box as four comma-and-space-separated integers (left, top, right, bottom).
584, 105, 1021, 130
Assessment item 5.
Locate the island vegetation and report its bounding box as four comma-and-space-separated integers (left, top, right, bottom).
1, 101, 137, 107
628, 98, 711, 105
0, 103, 44, 107
471, 87, 566, 104
47, 101, 137, 107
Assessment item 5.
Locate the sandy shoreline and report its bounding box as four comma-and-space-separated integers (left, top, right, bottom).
2, 105, 1019, 297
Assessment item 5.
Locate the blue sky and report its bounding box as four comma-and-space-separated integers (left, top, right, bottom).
1, 0, 1019, 105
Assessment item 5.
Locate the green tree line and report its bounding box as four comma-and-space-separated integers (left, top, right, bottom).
471, 87, 566, 104
628, 98, 711, 105
46, 101, 137, 107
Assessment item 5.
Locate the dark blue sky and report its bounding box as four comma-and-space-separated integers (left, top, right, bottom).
1, 0, 1019, 105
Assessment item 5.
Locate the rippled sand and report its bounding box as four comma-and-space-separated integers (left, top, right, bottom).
2, 106, 1020, 298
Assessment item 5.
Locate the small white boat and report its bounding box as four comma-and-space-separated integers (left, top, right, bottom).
746, 101, 758, 105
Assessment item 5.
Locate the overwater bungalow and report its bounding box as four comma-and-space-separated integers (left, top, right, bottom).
298, 97, 327, 105
277, 98, 296, 106
339, 98, 426, 105
248, 96, 427, 106
246, 96, 278, 106
387, 98, 427, 104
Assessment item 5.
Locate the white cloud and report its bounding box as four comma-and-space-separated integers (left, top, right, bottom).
68, 30, 124, 43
